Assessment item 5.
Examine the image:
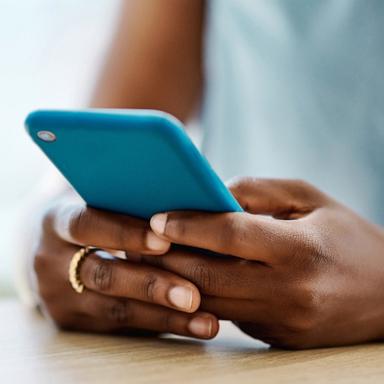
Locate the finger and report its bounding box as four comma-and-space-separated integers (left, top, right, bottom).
80, 292, 219, 339
80, 250, 201, 313
150, 211, 299, 262
227, 177, 327, 218
53, 202, 170, 254
200, 295, 272, 322
141, 248, 274, 299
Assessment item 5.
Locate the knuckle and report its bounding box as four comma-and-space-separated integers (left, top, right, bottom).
67, 205, 89, 242
92, 260, 113, 292
305, 231, 331, 266
290, 179, 318, 196
189, 263, 216, 293
292, 178, 312, 190
32, 254, 58, 303
227, 176, 255, 205
37, 285, 58, 305
291, 179, 327, 205
281, 289, 323, 336
283, 314, 319, 335
33, 267, 61, 302
289, 227, 330, 268
112, 216, 134, 250
41, 207, 56, 233
294, 280, 324, 313
218, 215, 239, 250
137, 225, 149, 249
228, 176, 253, 191
33, 252, 48, 275
165, 216, 186, 239
108, 300, 133, 325
142, 273, 158, 302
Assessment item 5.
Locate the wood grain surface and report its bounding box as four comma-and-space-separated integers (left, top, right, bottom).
1, 299, 383, 383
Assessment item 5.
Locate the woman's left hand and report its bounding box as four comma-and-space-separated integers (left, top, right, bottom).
147, 177, 384, 349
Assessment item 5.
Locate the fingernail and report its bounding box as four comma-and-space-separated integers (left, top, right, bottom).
146, 231, 169, 251
168, 286, 193, 311
188, 316, 213, 338
150, 213, 167, 235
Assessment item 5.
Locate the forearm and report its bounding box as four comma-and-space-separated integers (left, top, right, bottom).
90, 0, 204, 123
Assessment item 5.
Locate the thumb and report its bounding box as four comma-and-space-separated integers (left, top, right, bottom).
227, 177, 327, 219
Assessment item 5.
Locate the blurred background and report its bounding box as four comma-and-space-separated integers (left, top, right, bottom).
0, 0, 120, 296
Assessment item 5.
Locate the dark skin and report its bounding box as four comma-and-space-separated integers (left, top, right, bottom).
29, 0, 384, 348
34, 194, 218, 338
149, 177, 384, 348
32, 0, 217, 340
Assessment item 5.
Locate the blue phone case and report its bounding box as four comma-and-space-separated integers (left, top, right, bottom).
25, 109, 242, 219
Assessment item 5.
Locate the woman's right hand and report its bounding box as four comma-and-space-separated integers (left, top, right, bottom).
32, 196, 218, 339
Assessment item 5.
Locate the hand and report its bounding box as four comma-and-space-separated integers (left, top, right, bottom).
148, 178, 384, 349
32, 195, 218, 339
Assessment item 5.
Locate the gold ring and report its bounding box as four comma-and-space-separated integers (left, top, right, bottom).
68, 246, 95, 293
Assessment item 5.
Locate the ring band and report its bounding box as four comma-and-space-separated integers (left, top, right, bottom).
69, 246, 95, 293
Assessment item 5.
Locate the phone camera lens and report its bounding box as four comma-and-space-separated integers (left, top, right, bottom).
37, 131, 56, 142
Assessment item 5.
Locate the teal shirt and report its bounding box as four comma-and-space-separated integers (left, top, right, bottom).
202, 0, 384, 224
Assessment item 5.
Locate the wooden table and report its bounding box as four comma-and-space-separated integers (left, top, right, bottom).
1, 299, 384, 383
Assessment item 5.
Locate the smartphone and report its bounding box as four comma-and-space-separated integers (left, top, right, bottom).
25, 109, 242, 219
